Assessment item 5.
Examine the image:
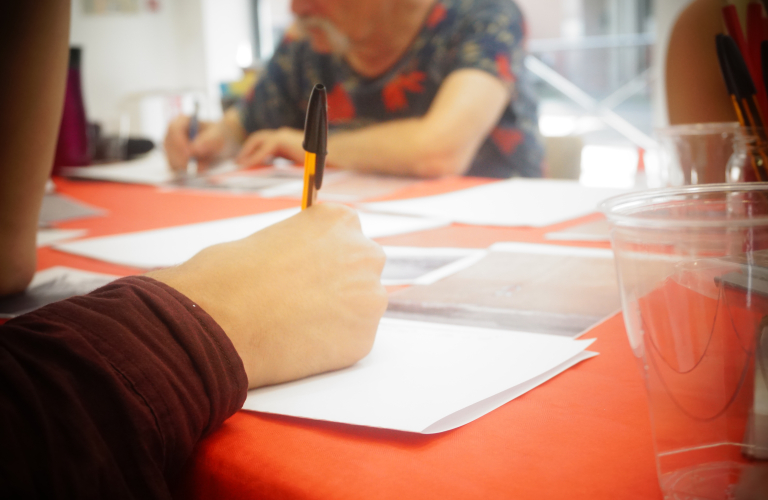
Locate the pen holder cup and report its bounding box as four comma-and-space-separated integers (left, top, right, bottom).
602, 184, 768, 499
727, 129, 768, 183
656, 123, 741, 187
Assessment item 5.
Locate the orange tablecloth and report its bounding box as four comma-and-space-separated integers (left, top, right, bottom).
45, 176, 662, 500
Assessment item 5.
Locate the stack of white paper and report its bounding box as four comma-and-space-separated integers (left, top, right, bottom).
243, 317, 597, 434
53, 209, 450, 269
362, 178, 628, 227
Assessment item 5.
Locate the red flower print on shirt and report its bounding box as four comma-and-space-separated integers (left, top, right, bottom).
496, 54, 515, 83
327, 83, 355, 123
382, 71, 426, 112
426, 3, 447, 28
492, 127, 524, 155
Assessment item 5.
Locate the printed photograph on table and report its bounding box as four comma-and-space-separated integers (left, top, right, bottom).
386, 242, 621, 337
381, 247, 487, 285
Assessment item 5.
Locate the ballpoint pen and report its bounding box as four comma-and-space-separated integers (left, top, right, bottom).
717, 35, 747, 126
301, 84, 328, 210
187, 102, 199, 177
722, 36, 765, 133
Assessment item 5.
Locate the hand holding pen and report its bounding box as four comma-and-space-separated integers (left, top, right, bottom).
163, 107, 233, 174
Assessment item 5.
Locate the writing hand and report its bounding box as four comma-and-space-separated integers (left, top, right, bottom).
164, 116, 228, 173
147, 203, 388, 389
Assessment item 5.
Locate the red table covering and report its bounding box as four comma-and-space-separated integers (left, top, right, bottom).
43, 176, 663, 499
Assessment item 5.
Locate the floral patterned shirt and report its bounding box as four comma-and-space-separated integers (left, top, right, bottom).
238, 0, 543, 178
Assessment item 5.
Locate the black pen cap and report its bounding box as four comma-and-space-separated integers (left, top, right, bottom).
722, 35, 756, 99
302, 83, 328, 189
715, 35, 737, 97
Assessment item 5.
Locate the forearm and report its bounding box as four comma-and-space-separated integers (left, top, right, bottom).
0, 277, 247, 497
329, 69, 509, 178
0, 1, 71, 296
328, 117, 477, 178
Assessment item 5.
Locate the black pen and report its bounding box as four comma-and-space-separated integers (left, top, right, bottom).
301, 84, 328, 210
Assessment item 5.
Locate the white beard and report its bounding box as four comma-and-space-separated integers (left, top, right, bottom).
296, 16, 351, 55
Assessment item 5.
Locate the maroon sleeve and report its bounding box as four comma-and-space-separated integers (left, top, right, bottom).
0, 276, 248, 499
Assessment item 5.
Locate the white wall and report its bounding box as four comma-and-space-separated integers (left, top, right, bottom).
70, 1, 206, 133
651, 0, 691, 127
200, 0, 253, 119
70, 0, 252, 135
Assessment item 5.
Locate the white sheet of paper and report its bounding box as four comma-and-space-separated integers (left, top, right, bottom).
61, 151, 175, 185
37, 229, 88, 247
545, 219, 611, 242
243, 318, 596, 434
61, 151, 237, 185
54, 209, 450, 269
362, 179, 628, 227
489, 241, 613, 258
381, 246, 487, 285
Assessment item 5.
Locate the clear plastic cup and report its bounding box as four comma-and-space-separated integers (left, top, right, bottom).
656, 122, 741, 186
601, 183, 768, 499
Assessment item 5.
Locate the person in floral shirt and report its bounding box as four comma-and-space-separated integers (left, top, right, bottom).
166, 0, 543, 179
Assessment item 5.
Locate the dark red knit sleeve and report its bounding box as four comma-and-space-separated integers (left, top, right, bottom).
0, 276, 248, 500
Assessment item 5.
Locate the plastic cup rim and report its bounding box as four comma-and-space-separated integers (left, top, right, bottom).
599, 183, 768, 229
654, 122, 742, 137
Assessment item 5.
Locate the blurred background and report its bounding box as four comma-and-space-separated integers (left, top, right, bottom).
70, 0, 694, 187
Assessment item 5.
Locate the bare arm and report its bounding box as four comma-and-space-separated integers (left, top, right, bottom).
235, 69, 510, 178
665, 0, 737, 125
329, 69, 510, 177
0, 1, 70, 296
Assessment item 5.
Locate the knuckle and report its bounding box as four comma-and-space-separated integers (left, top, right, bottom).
316, 202, 356, 222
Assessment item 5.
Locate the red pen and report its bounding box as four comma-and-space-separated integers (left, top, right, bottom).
748, 3, 766, 98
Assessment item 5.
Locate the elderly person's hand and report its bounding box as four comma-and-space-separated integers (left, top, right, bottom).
164, 108, 246, 172
164, 116, 224, 172
147, 203, 388, 388
235, 127, 306, 168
